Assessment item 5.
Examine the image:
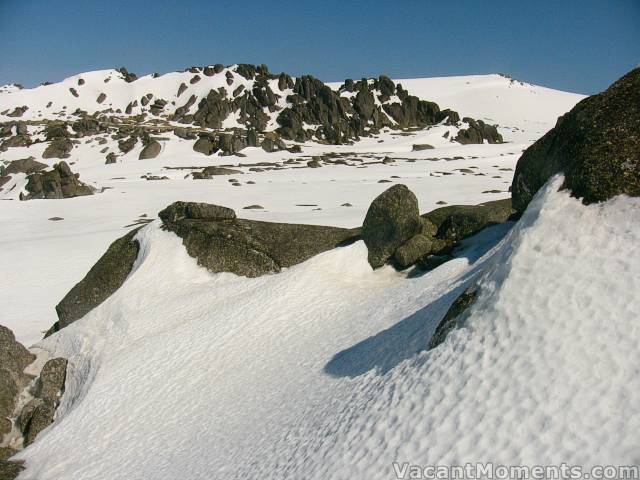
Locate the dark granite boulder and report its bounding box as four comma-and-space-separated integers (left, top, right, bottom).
361, 184, 421, 268
512, 67, 640, 212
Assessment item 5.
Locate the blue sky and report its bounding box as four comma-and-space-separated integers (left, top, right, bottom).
0, 0, 637, 94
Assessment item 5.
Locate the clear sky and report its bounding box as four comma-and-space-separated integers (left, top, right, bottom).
0, 0, 637, 94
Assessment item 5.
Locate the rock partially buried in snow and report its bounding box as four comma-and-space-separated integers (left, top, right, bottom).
0, 325, 35, 437
361, 184, 421, 268
428, 285, 478, 350
159, 201, 359, 277
138, 139, 161, 160
512, 67, 640, 212
192, 166, 243, 179
158, 201, 236, 223
49, 227, 142, 334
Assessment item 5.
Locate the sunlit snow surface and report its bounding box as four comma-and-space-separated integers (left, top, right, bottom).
12, 177, 640, 479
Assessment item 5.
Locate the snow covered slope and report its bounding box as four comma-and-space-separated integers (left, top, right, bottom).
13, 176, 640, 479
0, 69, 583, 346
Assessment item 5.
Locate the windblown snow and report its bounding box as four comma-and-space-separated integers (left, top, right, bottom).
12, 176, 640, 479
5, 68, 621, 479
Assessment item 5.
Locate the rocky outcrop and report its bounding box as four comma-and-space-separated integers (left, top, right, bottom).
361, 186, 515, 270
361, 185, 422, 268
454, 118, 503, 144
159, 201, 359, 277
20, 162, 94, 200
512, 67, 640, 212
423, 198, 515, 242
42, 137, 73, 159
116, 67, 137, 83
6, 106, 27, 118
48, 227, 141, 334
0, 325, 35, 438
118, 136, 137, 153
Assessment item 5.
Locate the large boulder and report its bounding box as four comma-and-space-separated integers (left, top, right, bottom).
512, 67, 640, 212
20, 162, 94, 200
138, 139, 161, 160
48, 227, 141, 334
361, 184, 421, 268
159, 201, 359, 277
193, 136, 218, 156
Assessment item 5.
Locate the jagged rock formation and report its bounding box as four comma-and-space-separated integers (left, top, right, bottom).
512, 67, 640, 212
20, 161, 93, 200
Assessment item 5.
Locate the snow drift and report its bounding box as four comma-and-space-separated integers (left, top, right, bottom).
14, 175, 640, 478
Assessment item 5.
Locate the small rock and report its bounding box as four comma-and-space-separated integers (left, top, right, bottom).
412, 144, 434, 151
